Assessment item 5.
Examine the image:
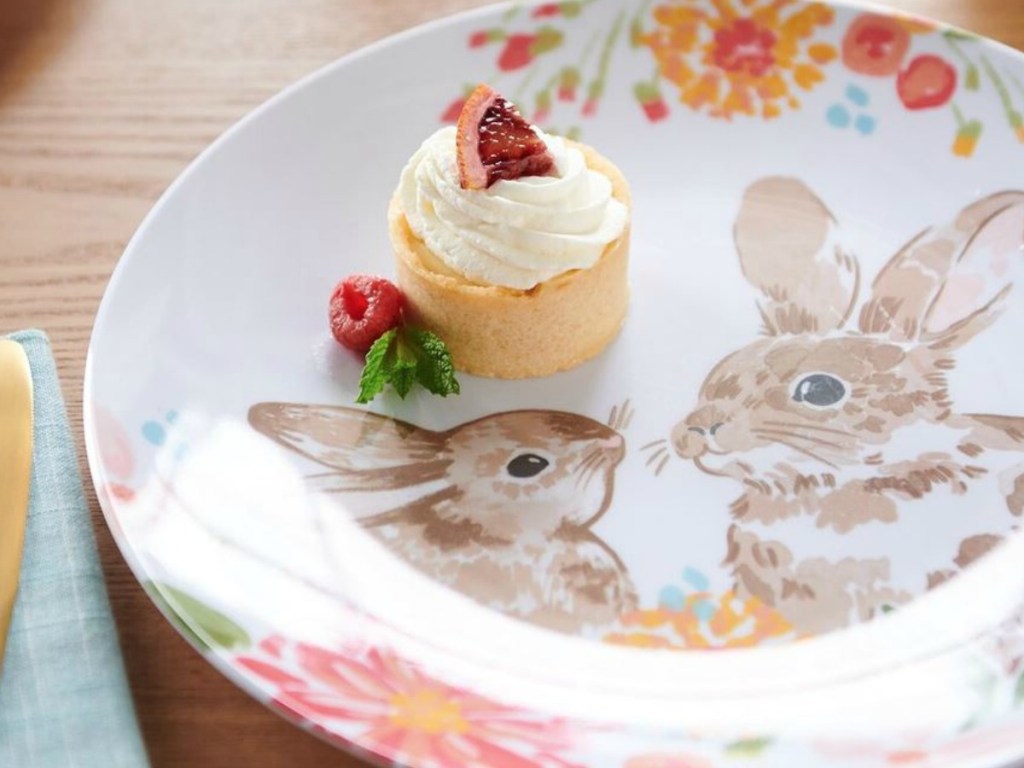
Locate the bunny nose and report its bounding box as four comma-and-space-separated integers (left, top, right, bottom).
686, 406, 727, 432
671, 421, 707, 459
672, 406, 728, 458
598, 433, 625, 462
687, 423, 724, 437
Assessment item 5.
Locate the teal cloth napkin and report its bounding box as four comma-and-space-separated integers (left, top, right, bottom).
0, 330, 149, 767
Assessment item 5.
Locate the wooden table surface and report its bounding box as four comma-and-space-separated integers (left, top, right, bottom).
1, 1, 1022, 765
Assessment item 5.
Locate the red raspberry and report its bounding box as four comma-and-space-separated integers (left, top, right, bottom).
328, 275, 403, 353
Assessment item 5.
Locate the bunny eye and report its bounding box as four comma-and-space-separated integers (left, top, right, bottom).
506, 453, 550, 479
792, 373, 847, 408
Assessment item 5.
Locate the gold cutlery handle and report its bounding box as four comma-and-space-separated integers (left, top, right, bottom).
0, 340, 34, 671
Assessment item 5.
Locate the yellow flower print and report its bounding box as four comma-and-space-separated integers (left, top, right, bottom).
640, 0, 838, 119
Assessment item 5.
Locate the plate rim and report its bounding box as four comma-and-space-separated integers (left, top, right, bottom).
82, 0, 1024, 761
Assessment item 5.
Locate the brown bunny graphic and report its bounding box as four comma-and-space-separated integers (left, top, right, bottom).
248, 403, 637, 634
666, 178, 1024, 635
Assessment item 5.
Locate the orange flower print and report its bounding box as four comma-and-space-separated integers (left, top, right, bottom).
238, 637, 584, 768
606, 590, 794, 649
604, 570, 795, 650
639, 0, 838, 120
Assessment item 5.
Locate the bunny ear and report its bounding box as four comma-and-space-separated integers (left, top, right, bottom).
734, 177, 860, 336
860, 192, 1024, 346
247, 403, 451, 490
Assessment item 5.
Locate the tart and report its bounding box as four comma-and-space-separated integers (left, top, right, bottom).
389, 85, 631, 379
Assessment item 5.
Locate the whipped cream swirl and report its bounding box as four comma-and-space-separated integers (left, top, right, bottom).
398, 125, 627, 290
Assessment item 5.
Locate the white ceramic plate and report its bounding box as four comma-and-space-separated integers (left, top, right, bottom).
85, 1, 1024, 765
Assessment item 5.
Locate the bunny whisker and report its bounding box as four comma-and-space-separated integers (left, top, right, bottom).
654, 453, 671, 477
754, 428, 848, 451
608, 404, 621, 431
574, 452, 602, 480
760, 420, 853, 437
640, 438, 668, 451
578, 459, 605, 487
754, 431, 849, 466
575, 456, 608, 491
645, 446, 669, 467
607, 399, 634, 431
573, 448, 604, 474
622, 399, 635, 430
756, 434, 840, 469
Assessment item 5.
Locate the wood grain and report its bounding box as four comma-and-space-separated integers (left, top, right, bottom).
1, 1, 1022, 766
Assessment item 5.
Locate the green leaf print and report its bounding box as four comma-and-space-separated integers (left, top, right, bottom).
942, 28, 980, 43
725, 737, 774, 757
145, 582, 250, 651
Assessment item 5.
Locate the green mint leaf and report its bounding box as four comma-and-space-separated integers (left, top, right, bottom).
387, 332, 419, 399
354, 326, 460, 403
390, 363, 417, 398
355, 329, 397, 404
407, 328, 461, 397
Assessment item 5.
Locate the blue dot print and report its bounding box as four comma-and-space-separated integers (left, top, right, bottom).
846, 84, 869, 107
142, 421, 166, 446
682, 566, 710, 592
658, 585, 686, 611
828, 83, 877, 136
855, 114, 877, 135
692, 600, 716, 622
827, 104, 851, 128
